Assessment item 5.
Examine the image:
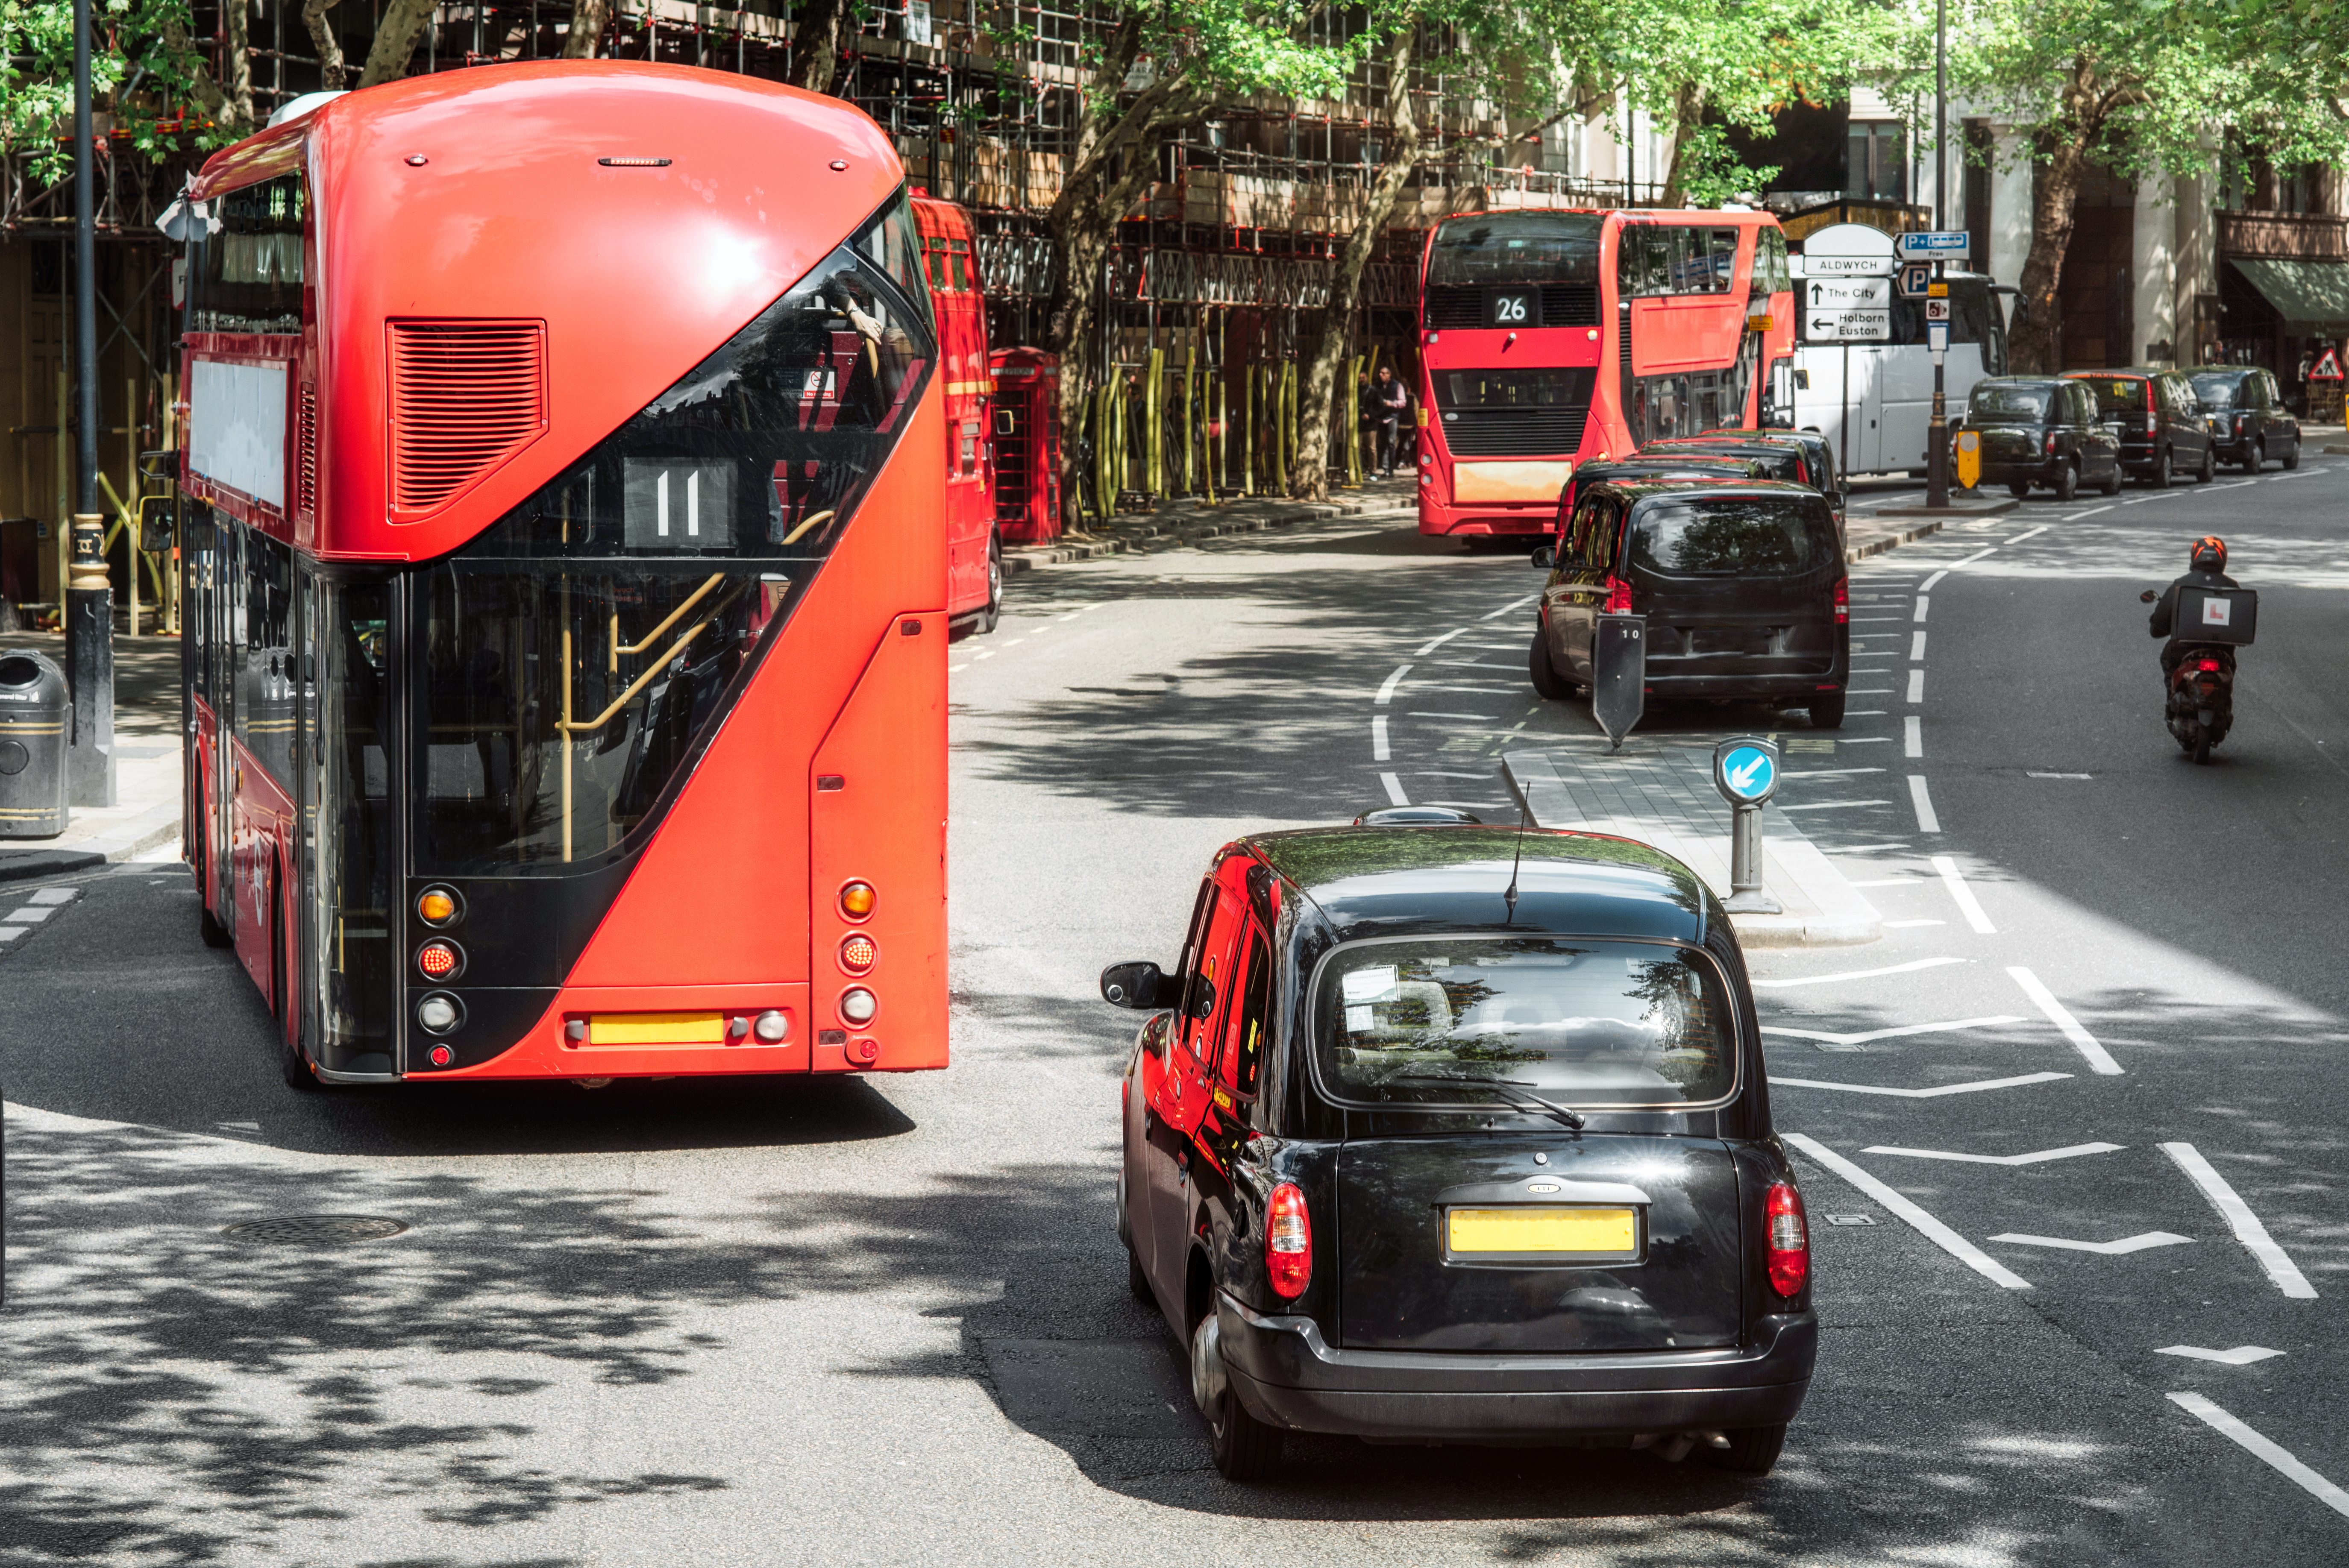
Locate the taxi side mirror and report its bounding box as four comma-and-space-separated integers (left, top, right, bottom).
1101, 961, 1175, 1010
1530, 544, 1557, 569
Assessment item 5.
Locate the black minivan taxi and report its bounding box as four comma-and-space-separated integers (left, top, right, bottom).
1528, 478, 1850, 730
1104, 826, 1815, 1480
1966, 376, 2121, 499
2061, 366, 2216, 486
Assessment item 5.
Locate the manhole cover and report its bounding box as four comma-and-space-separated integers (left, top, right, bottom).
221, 1215, 410, 1245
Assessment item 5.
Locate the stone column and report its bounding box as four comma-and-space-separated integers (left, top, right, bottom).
2135, 170, 2179, 367
1989, 129, 2034, 291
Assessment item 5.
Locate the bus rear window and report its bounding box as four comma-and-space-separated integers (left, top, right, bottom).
1428, 213, 1603, 286
1630, 497, 1832, 576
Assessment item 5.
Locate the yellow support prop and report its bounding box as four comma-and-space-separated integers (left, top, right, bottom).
1145, 346, 1164, 499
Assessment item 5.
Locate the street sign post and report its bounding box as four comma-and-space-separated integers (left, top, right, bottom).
1955, 427, 1981, 489
1805, 308, 1891, 343
1591, 615, 1646, 751
1798, 223, 1899, 276
1804, 277, 1888, 310
1710, 737, 1782, 913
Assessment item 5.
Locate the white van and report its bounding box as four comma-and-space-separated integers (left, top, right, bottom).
1785, 273, 2010, 477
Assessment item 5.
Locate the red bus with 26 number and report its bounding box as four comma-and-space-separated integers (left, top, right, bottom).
1416, 209, 1798, 539
175, 63, 947, 1087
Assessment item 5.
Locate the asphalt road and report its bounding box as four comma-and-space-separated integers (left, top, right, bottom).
3, 464, 2344, 1565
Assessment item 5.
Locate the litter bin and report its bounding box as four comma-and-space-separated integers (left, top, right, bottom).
0, 648, 70, 838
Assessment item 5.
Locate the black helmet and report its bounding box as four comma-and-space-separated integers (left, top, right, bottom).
2190, 535, 2227, 574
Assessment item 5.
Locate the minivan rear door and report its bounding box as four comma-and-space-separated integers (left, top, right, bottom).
1336, 1133, 1744, 1352
1624, 494, 1840, 679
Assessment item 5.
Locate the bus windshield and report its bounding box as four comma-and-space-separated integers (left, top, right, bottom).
1428, 212, 1603, 286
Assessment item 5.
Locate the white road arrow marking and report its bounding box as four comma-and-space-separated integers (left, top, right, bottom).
1771, 1071, 2073, 1097
2162, 1143, 2318, 1299
2168, 1393, 2349, 1521
2155, 1345, 2284, 1366
1988, 1231, 2193, 1254
1862, 1141, 2123, 1165
1786, 1134, 2031, 1290
1754, 956, 1967, 988
1762, 1014, 2027, 1046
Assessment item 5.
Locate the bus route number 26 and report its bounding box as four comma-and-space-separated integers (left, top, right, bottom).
1484, 288, 1542, 330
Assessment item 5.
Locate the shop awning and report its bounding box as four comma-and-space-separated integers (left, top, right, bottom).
2229, 257, 2349, 333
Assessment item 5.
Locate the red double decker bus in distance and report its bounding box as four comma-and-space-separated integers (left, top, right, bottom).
1416, 209, 1797, 538
175, 63, 948, 1087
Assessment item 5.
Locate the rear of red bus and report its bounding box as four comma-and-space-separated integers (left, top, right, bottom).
177, 63, 947, 1085
1417, 210, 1797, 538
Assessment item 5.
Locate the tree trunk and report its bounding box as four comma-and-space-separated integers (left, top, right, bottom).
2010, 60, 2109, 373
1657, 82, 1705, 208
161, 18, 234, 127
226, 0, 254, 130
302, 0, 345, 90
1041, 15, 1210, 531
787, 0, 853, 94
1290, 23, 1421, 501
562, 0, 611, 58
357, 0, 438, 87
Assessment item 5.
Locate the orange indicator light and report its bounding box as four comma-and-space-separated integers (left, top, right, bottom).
840, 881, 876, 920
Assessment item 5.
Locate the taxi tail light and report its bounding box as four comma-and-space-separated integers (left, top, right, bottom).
1765, 1180, 1809, 1298
2045, 431, 2058, 454
1266, 1182, 1312, 1299
1833, 577, 1849, 625
1603, 576, 1634, 614
2145, 410, 2158, 437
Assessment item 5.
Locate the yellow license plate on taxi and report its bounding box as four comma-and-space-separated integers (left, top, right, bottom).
1446, 1207, 1638, 1259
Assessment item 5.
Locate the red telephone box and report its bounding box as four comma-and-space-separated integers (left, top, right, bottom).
990, 347, 1062, 542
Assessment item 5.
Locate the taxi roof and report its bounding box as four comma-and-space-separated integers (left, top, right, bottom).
1245, 825, 1714, 947
1589, 477, 1824, 504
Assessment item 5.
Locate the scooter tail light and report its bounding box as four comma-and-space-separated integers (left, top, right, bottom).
1765, 1179, 1809, 1298
1266, 1182, 1312, 1299
1833, 577, 1849, 624
1603, 576, 1635, 614
2197, 658, 2222, 672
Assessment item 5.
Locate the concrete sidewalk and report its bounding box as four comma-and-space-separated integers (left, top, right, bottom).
1503, 747, 1882, 950
0, 631, 182, 884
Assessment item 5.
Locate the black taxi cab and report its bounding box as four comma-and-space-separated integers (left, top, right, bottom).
1102, 824, 1815, 1480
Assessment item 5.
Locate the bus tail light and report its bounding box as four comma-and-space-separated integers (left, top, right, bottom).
1266, 1182, 1312, 1298
1765, 1180, 1809, 1297
1603, 576, 1634, 614
840, 988, 877, 1025
1833, 577, 1849, 624
840, 934, 878, 974
416, 940, 463, 980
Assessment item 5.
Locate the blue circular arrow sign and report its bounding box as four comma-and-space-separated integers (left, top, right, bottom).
1716, 744, 1777, 804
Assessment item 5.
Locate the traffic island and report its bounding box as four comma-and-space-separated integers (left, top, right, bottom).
1502, 749, 1882, 949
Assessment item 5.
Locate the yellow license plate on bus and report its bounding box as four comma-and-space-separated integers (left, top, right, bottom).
586, 1011, 726, 1046
1447, 1207, 1638, 1257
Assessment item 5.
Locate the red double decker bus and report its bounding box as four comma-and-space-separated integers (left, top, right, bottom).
1416, 209, 1797, 539
175, 63, 948, 1087
910, 193, 1002, 634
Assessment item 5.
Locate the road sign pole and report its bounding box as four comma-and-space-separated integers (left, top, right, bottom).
1927, 257, 1950, 509
1728, 802, 1778, 912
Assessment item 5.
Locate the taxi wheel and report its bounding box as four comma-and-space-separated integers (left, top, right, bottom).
2195, 444, 2215, 483
2007, 481, 2031, 500
1194, 1310, 1282, 1480
2283, 440, 2300, 471
2245, 440, 2265, 474
1807, 691, 1845, 730
2101, 464, 2122, 496
2054, 461, 2077, 502
1707, 1423, 1787, 1476
1528, 628, 1571, 701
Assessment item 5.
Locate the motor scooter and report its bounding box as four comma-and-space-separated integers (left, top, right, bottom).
2141, 588, 2235, 764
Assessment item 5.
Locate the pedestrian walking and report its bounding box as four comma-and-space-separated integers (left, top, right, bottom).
1360, 364, 1412, 478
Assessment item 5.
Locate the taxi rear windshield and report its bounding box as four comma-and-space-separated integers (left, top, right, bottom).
1629, 495, 1833, 576
2190, 373, 2246, 407
1316, 938, 1736, 1110
1970, 384, 2053, 420
2080, 377, 2149, 413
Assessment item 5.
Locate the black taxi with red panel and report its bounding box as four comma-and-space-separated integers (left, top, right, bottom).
1102, 823, 1816, 1480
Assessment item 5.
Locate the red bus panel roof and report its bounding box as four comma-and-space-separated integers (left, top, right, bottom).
192, 62, 905, 563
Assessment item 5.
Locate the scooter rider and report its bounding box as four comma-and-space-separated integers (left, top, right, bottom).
2148, 535, 2239, 675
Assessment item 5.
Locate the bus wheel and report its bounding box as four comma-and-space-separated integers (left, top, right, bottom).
197, 838, 234, 948
981, 535, 1003, 634
273, 873, 318, 1091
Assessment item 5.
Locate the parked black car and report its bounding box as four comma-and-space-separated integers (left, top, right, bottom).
1106, 826, 1816, 1480
2062, 367, 2216, 486
2188, 365, 2302, 472
1639, 430, 1846, 535
1552, 455, 1761, 534
1530, 478, 1850, 728
1967, 376, 2122, 500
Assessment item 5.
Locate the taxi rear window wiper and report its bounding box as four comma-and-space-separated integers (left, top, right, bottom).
1374, 1072, 1586, 1131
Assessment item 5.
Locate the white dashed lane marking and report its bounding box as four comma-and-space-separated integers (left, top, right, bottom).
1787, 1134, 2033, 1290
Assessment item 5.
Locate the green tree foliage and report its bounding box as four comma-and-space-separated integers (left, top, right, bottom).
1, 0, 236, 184
1883, 0, 2349, 369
